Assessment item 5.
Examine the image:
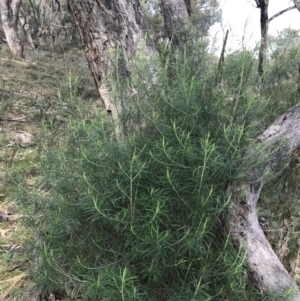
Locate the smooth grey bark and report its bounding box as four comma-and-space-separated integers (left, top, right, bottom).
0, 0, 24, 58
67, 0, 156, 121
227, 104, 300, 299
161, 0, 189, 46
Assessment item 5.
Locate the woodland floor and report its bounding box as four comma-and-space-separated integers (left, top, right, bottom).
0, 42, 99, 301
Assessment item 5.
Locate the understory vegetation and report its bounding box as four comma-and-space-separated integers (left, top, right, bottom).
7, 32, 300, 300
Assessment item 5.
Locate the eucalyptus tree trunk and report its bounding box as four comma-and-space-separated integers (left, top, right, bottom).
0, 0, 24, 59
161, 0, 189, 46
258, 0, 268, 78
19, 6, 35, 49
255, 0, 298, 78
67, 0, 156, 121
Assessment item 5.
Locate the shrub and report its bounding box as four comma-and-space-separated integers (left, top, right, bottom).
19, 43, 274, 300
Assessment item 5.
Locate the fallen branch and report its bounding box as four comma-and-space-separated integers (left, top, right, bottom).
227, 103, 300, 299
0, 213, 23, 222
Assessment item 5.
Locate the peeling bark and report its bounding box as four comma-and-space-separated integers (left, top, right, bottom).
67, 0, 156, 121
161, 0, 189, 46
0, 0, 24, 59
227, 104, 300, 298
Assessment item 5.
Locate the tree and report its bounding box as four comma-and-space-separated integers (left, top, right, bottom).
0, 0, 24, 58
160, 0, 221, 43
254, 0, 299, 77
139, 0, 220, 45
19, 6, 35, 49
161, 0, 189, 46
190, 0, 220, 37
67, 0, 157, 121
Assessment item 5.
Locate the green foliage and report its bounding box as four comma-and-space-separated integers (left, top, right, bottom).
264, 28, 300, 113
17, 38, 300, 300
190, 0, 221, 36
